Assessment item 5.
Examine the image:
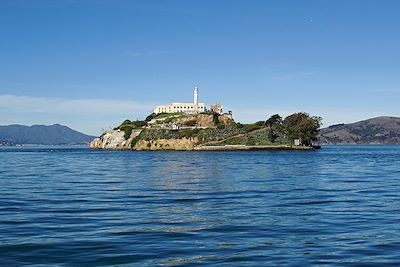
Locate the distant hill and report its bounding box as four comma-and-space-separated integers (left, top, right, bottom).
0, 124, 95, 145
319, 116, 400, 144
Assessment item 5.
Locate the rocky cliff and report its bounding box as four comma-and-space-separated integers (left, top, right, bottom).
90, 113, 233, 150
90, 129, 142, 150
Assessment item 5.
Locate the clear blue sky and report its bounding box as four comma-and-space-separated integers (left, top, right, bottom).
1, 0, 400, 135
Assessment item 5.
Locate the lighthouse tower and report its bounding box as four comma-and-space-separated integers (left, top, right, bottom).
194, 86, 199, 105
194, 86, 199, 112
153, 85, 206, 114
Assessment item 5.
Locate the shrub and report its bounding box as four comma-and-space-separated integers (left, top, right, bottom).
183, 119, 197, 126
242, 124, 260, 132
145, 113, 156, 122
255, 121, 266, 127
212, 113, 219, 125
117, 125, 135, 140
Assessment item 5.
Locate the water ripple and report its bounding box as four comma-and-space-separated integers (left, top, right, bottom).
1, 146, 400, 266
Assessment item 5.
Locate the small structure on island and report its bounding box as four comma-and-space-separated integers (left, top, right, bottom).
171, 124, 180, 131
153, 86, 206, 114
210, 103, 223, 114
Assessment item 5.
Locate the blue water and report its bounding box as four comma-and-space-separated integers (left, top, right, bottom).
1, 146, 400, 266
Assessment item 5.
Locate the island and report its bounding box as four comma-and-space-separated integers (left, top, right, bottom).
90, 87, 321, 151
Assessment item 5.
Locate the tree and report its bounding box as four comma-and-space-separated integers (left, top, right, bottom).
145, 113, 156, 122
212, 112, 220, 125
266, 114, 283, 127
265, 114, 283, 143
121, 119, 132, 125
283, 112, 322, 146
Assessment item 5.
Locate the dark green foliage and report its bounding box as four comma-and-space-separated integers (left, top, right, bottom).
131, 130, 145, 147
163, 117, 176, 124
116, 120, 147, 130
179, 128, 200, 138
265, 114, 284, 143
242, 124, 260, 132
145, 113, 156, 122
182, 119, 197, 127
123, 127, 133, 140
220, 128, 284, 146
283, 112, 322, 146
212, 113, 220, 125
266, 114, 283, 127
196, 125, 248, 143
132, 120, 147, 128
115, 119, 147, 140
255, 121, 266, 127
267, 128, 280, 143
122, 119, 132, 125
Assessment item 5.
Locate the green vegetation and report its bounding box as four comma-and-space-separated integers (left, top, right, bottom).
135, 128, 200, 141
235, 113, 321, 146
182, 119, 197, 127
283, 112, 322, 146
123, 127, 133, 140
145, 113, 156, 122
131, 130, 145, 147
241, 123, 261, 132
153, 112, 183, 120
114, 119, 147, 140
108, 111, 322, 148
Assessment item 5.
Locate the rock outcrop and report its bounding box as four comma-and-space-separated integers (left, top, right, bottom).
134, 137, 199, 151
90, 129, 141, 150
174, 114, 232, 128
90, 129, 199, 151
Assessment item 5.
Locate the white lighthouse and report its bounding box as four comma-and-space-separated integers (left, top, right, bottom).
153, 86, 206, 114
194, 86, 199, 106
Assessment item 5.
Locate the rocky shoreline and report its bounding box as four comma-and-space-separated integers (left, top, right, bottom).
193, 145, 317, 151
90, 112, 321, 151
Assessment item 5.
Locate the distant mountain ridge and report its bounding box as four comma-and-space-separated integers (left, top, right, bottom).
0, 124, 95, 145
320, 116, 400, 144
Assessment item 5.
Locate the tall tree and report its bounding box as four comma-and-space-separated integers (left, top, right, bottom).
283, 112, 322, 146
266, 114, 283, 127
265, 114, 283, 143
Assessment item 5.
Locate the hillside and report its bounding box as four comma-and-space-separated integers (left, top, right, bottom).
0, 124, 95, 145
319, 116, 400, 144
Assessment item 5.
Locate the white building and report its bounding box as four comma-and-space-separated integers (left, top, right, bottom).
210, 103, 223, 114
153, 86, 206, 114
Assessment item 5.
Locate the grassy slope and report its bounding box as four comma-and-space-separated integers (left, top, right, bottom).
113, 113, 289, 147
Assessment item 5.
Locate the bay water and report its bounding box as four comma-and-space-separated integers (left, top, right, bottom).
1, 146, 400, 266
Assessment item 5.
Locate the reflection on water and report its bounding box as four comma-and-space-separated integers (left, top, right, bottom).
1, 146, 400, 266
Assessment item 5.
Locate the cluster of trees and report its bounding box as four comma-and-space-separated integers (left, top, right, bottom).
257, 112, 322, 146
